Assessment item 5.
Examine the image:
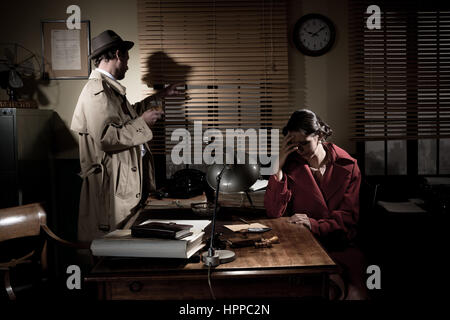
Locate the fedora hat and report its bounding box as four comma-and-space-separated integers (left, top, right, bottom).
89, 30, 134, 59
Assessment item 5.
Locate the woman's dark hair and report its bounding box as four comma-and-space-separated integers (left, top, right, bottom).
282, 109, 333, 140
92, 47, 126, 67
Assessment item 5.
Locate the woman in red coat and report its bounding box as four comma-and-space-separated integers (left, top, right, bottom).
264, 109, 368, 299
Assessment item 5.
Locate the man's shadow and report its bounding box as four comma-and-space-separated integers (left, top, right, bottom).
141, 51, 192, 187
142, 51, 191, 92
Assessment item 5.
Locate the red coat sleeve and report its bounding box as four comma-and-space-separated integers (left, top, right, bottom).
264, 173, 292, 218
309, 163, 361, 240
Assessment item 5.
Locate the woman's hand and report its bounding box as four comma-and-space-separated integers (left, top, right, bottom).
279, 133, 298, 168
288, 213, 311, 230
275, 133, 298, 180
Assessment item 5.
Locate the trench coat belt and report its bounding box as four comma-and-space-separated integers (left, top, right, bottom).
78, 163, 105, 183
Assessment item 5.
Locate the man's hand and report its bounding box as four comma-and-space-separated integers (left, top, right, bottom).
142, 110, 164, 127
159, 82, 185, 98
288, 213, 311, 230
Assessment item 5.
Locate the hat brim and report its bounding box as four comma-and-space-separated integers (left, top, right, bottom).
89, 40, 134, 59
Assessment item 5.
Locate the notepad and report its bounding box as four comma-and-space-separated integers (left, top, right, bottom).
131, 222, 193, 239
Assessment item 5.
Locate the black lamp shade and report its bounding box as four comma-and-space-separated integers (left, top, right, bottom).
206, 163, 260, 193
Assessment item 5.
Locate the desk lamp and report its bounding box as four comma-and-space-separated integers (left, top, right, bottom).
202, 161, 260, 267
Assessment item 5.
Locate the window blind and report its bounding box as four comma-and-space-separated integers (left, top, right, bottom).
137, 0, 290, 156
349, 0, 450, 141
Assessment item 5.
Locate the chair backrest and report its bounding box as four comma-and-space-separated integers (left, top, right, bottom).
0, 203, 50, 300
356, 179, 380, 249
359, 180, 379, 215
0, 203, 47, 242
0, 203, 88, 300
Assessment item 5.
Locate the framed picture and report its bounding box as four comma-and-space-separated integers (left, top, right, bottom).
41, 20, 91, 79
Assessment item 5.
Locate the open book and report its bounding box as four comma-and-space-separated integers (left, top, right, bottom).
90, 220, 211, 259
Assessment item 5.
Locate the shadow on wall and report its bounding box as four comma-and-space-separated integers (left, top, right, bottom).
50, 113, 81, 245
142, 51, 192, 90
51, 112, 78, 155
0, 71, 51, 104
141, 51, 192, 186
20, 76, 51, 106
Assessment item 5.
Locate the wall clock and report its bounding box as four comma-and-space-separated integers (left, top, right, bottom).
293, 13, 336, 56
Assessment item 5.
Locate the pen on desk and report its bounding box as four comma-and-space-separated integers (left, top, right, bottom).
239, 218, 250, 224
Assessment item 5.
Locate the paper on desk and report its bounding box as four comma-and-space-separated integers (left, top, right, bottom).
424, 177, 450, 186
377, 201, 426, 213
249, 179, 268, 191
224, 223, 269, 232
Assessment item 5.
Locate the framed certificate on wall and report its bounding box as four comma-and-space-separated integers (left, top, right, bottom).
41, 20, 91, 79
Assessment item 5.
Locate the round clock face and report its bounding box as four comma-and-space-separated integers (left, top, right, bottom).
293, 14, 335, 56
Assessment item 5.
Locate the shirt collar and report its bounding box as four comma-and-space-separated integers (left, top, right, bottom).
96, 68, 116, 81
91, 69, 126, 96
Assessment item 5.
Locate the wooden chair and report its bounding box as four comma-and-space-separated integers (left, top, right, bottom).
328, 180, 379, 300
0, 203, 89, 300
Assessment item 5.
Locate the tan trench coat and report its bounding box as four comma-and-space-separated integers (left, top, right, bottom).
71, 70, 159, 242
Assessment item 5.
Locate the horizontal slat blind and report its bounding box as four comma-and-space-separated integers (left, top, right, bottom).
349, 0, 450, 140
138, 0, 290, 155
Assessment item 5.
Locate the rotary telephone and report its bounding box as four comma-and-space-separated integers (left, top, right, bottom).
166, 168, 206, 199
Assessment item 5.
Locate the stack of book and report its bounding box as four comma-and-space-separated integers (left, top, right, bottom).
90, 220, 210, 259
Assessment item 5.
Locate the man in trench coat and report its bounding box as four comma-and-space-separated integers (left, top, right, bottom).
71, 30, 179, 242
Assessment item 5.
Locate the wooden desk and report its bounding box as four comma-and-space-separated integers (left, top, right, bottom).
85, 217, 337, 300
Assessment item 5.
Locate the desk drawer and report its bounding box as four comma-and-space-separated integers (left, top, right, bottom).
105, 274, 327, 300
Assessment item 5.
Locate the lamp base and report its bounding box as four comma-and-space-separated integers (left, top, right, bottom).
202, 249, 236, 267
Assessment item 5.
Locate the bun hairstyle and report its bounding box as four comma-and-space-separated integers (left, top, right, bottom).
282, 109, 333, 140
